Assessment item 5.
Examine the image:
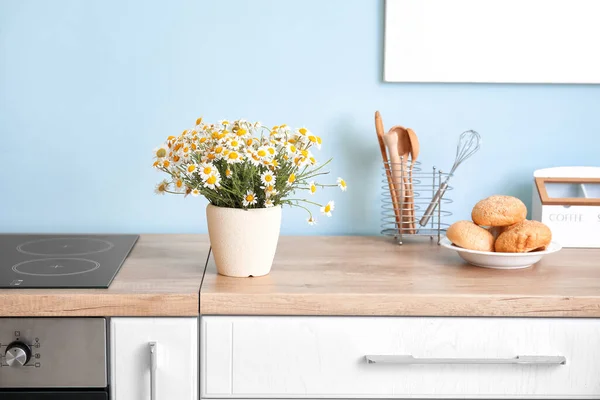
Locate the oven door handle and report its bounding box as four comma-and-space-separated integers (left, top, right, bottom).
149, 342, 158, 400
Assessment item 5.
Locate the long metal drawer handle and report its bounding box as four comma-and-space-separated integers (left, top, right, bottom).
149, 342, 158, 400
365, 355, 566, 365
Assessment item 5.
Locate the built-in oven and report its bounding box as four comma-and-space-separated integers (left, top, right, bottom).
0, 318, 108, 399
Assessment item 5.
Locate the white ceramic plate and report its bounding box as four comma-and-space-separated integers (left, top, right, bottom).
440, 237, 562, 269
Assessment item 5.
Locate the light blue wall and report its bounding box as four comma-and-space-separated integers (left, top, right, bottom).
1, 0, 599, 235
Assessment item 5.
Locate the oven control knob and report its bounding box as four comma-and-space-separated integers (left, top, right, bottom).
5, 342, 31, 367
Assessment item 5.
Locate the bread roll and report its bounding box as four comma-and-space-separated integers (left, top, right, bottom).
447, 220, 495, 252
471, 195, 527, 227
494, 220, 552, 253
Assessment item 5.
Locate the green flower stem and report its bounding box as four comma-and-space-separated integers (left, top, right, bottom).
286, 198, 323, 207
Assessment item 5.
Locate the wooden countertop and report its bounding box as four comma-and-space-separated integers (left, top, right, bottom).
201, 236, 600, 317
0, 235, 210, 317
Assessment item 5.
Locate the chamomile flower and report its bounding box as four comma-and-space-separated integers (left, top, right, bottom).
218, 119, 230, 127
320, 201, 335, 217
186, 163, 198, 174
256, 146, 270, 160
226, 150, 243, 164
225, 168, 232, 178
204, 173, 221, 190
337, 177, 347, 191
264, 198, 274, 208
247, 151, 262, 167
308, 135, 322, 150
287, 173, 296, 186
173, 178, 185, 192
195, 117, 203, 126
235, 128, 248, 137
307, 217, 317, 226
296, 127, 310, 137
262, 184, 278, 197
191, 188, 201, 197
200, 163, 216, 179
227, 137, 241, 149
285, 143, 298, 156
154, 145, 168, 159
260, 171, 276, 186
242, 190, 257, 207
309, 181, 317, 195
154, 180, 169, 195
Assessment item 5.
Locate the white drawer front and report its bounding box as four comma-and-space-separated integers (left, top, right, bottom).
201, 316, 600, 399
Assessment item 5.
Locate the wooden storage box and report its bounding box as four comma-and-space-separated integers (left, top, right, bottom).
532, 167, 600, 248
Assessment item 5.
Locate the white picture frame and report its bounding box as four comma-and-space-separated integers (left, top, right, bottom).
384, 0, 600, 83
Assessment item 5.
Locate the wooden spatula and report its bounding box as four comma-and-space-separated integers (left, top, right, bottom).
374, 112, 402, 229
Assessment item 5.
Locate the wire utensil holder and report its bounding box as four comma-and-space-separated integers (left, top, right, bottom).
381, 159, 453, 245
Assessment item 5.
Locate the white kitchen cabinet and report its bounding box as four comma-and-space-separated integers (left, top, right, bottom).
111, 317, 198, 400
201, 316, 600, 399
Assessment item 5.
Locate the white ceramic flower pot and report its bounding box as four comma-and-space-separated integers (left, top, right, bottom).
206, 204, 282, 277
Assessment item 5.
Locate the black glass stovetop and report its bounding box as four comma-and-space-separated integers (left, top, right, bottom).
0, 234, 139, 288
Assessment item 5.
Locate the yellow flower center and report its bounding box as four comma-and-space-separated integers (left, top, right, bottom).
228, 152, 239, 160
200, 137, 207, 143
173, 155, 180, 162
308, 135, 317, 143
246, 138, 254, 146
230, 140, 239, 147
340, 179, 346, 187
207, 175, 217, 185
203, 167, 212, 175
316, 136, 322, 144
299, 128, 307, 135
195, 117, 202, 125
265, 175, 273, 182
221, 120, 229, 126
153, 160, 159, 167
167, 136, 176, 141
324, 204, 331, 212
158, 183, 166, 191
265, 185, 274, 192
246, 194, 255, 202
257, 149, 267, 157
176, 180, 183, 188
236, 128, 247, 136
207, 153, 216, 160
156, 148, 167, 157
187, 165, 196, 173
183, 147, 189, 153
289, 145, 297, 153
311, 185, 316, 193
272, 125, 279, 130
226, 169, 232, 177
267, 148, 275, 155
288, 174, 296, 183
162, 160, 170, 167
215, 146, 223, 154
300, 150, 308, 157
191, 143, 197, 150
174, 143, 183, 151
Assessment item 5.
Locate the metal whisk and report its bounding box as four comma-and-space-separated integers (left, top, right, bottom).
419, 130, 481, 227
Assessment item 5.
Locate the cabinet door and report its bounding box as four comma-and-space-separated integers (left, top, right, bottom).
111, 317, 198, 400
202, 316, 600, 399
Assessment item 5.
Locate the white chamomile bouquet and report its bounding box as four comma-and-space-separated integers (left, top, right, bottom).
152, 118, 346, 225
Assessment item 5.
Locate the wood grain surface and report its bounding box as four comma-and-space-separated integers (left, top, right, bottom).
0, 235, 210, 316
201, 236, 600, 317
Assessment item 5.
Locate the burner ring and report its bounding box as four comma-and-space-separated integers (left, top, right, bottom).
17, 237, 114, 256
12, 258, 100, 277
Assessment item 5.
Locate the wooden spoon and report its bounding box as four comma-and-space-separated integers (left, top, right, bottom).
389, 126, 411, 234
374, 112, 402, 229
406, 128, 420, 233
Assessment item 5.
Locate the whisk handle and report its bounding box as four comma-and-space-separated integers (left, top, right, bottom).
419, 181, 449, 227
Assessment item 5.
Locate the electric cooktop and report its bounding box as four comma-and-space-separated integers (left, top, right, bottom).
0, 234, 139, 288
